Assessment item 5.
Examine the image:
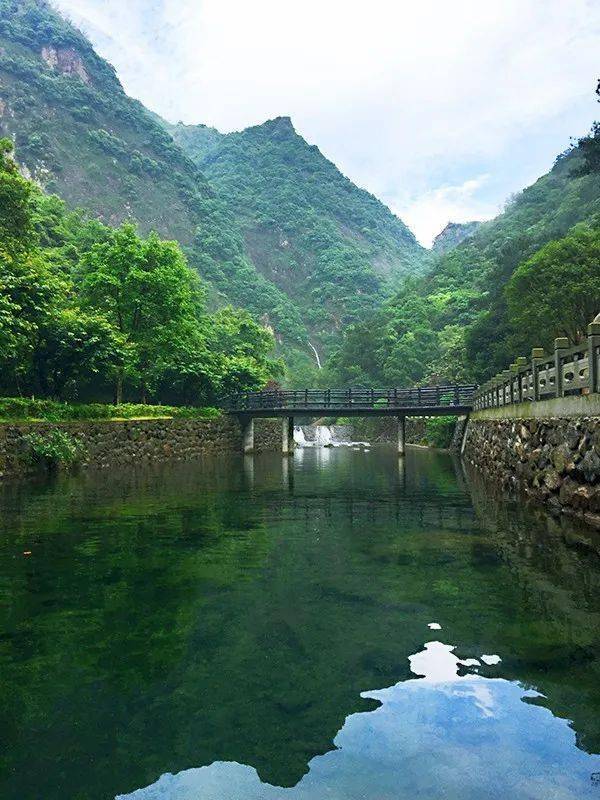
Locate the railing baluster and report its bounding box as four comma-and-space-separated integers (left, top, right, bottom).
221, 384, 481, 413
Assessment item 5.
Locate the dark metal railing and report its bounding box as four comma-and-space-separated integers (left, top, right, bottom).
221, 385, 478, 413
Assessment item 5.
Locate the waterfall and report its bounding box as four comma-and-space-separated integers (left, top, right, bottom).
314, 425, 333, 446
308, 341, 322, 369
294, 424, 368, 448
293, 425, 308, 446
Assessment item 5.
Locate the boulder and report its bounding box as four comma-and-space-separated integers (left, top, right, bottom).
552, 443, 574, 475
559, 477, 579, 505
579, 449, 600, 484
543, 469, 562, 492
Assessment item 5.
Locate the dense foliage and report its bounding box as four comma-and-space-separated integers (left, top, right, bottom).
0, 139, 281, 403
0, 397, 220, 421
171, 117, 429, 350
327, 132, 600, 388
0, 0, 429, 370
23, 428, 83, 467
0, 0, 309, 352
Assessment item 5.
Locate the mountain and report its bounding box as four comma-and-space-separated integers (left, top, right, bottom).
168, 117, 428, 342
0, 0, 314, 352
329, 142, 600, 387
0, 0, 427, 367
424, 145, 600, 379
432, 221, 481, 254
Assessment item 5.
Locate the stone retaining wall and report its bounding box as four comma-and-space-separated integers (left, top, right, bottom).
253, 418, 285, 453
463, 416, 600, 529
0, 417, 242, 478
349, 417, 428, 444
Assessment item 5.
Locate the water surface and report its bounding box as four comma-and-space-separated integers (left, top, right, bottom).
1, 447, 599, 799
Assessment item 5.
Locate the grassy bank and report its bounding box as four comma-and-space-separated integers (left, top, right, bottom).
0, 398, 221, 424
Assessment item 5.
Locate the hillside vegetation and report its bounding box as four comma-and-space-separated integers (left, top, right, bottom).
0, 0, 427, 368
328, 140, 600, 387
0, 0, 304, 351
0, 136, 281, 404
170, 117, 427, 350
2, 0, 598, 392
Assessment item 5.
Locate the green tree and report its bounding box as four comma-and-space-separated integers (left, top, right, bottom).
0, 138, 37, 256
208, 307, 283, 397
79, 224, 205, 402
506, 224, 600, 346
32, 308, 126, 399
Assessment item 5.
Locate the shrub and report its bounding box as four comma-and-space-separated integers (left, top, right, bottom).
424, 417, 456, 449
23, 429, 84, 468
0, 398, 221, 422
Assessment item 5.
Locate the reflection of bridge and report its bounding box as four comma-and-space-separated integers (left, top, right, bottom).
222, 386, 477, 455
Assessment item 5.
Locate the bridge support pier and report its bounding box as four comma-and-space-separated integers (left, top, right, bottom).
282, 417, 295, 455
397, 416, 406, 457
241, 417, 254, 454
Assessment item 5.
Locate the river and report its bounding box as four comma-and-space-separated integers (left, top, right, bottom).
1, 446, 599, 799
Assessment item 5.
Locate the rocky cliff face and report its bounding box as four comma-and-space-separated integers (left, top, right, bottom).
432, 221, 482, 253
41, 45, 90, 83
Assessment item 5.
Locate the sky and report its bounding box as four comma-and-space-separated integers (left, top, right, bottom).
52, 0, 600, 246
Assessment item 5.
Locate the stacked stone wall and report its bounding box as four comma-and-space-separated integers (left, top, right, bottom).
253, 418, 286, 452
0, 417, 242, 478
463, 416, 600, 529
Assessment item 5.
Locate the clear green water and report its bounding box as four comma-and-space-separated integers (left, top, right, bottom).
1, 446, 600, 799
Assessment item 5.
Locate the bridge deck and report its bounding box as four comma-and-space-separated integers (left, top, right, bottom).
222, 386, 477, 417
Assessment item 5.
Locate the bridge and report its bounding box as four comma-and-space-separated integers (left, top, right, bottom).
222, 385, 477, 455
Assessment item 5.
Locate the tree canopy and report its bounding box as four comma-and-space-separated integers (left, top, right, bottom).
0, 139, 281, 403
506, 224, 600, 346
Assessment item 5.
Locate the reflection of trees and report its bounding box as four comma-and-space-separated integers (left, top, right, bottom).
464, 464, 600, 755
0, 450, 599, 800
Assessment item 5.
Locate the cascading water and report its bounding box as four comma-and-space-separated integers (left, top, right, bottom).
294, 424, 369, 448
293, 426, 308, 446
314, 426, 333, 447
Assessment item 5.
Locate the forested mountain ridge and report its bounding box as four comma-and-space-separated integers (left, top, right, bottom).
329, 139, 600, 388
169, 116, 429, 350
170, 116, 425, 282
0, 0, 313, 352
0, 0, 429, 371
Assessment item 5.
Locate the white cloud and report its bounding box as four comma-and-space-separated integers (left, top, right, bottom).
52, 0, 600, 244
397, 176, 495, 247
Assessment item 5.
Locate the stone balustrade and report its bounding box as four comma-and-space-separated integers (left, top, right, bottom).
473, 318, 600, 411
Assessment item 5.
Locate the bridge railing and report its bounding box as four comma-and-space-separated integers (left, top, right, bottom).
222, 385, 478, 412
473, 318, 600, 411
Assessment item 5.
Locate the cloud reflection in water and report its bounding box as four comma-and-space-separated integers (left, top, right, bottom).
118, 639, 600, 800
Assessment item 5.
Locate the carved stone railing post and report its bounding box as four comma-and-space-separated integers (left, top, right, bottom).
515, 357, 527, 403
495, 375, 502, 407
531, 348, 544, 401
509, 363, 519, 404
588, 320, 600, 394
554, 338, 569, 398
502, 370, 512, 405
